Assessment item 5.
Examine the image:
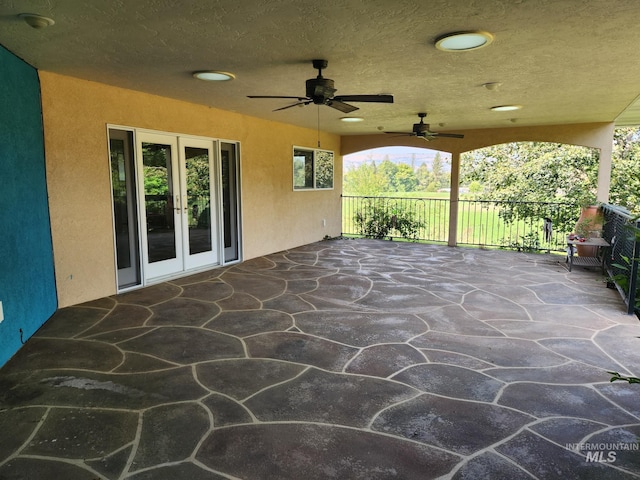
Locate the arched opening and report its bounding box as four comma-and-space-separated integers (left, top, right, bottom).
342, 146, 452, 241
342, 141, 609, 252
457, 141, 599, 251
343, 146, 452, 196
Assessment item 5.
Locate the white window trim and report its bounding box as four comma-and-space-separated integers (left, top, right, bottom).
293, 146, 334, 191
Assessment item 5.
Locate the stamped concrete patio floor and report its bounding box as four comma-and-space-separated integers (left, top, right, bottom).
2, 239, 640, 479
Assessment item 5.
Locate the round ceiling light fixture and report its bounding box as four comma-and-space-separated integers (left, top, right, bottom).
192, 71, 236, 81
340, 117, 364, 123
435, 31, 494, 51
19, 13, 55, 29
490, 105, 522, 112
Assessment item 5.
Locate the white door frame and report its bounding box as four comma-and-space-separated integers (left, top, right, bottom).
109, 126, 241, 290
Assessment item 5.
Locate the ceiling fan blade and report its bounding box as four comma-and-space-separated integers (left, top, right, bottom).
434, 133, 465, 139
326, 100, 359, 113
273, 101, 311, 111
333, 94, 394, 103
247, 95, 309, 100
384, 131, 412, 135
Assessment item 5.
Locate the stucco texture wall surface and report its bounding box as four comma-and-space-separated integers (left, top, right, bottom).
0, 48, 57, 366
39, 72, 341, 308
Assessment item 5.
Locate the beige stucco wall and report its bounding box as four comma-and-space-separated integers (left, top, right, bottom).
39, 72, 341, 308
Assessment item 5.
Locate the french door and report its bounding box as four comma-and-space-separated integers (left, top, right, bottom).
110, 127, 240, 289
136, 132, 219, 281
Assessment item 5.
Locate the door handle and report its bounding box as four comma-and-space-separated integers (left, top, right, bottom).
174, 195, 181, 212
183, 195, 188, 214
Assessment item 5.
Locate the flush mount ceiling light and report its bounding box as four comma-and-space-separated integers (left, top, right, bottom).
491, 105, 522, 112
340, 117, 364, 123
435, 31, 494, 51
192, 71, 235, 81
19, 13, 55, 29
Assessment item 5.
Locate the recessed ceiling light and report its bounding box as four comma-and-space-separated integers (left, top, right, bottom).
19, 13, 55, 29
340, 117, 364, 123
193, 71, 235, 81
491, 105, 522, 112
435, 31, 494, 51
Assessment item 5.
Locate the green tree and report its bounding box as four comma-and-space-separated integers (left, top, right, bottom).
394, 163, 418, 192
343, 161, 387, 196
461, 142, 599, 204
431, 152, 447, 188
461, 142, 599, 229
378, 158, 398, 192
610, 127, 640, 214
415, 162, 431, 191
468, 180, 483, 195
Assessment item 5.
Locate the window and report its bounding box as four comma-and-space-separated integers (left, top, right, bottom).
293, 147, 334, 190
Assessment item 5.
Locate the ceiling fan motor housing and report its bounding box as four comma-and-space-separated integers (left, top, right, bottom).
413, 122, 429, 133
306, 77, 336, 104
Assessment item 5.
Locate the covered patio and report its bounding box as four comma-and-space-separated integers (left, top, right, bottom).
1, 239, 638, 479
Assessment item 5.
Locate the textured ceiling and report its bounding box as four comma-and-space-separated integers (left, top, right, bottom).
1, 0, 640, 135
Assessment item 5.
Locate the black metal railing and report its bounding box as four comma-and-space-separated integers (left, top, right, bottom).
342, 195, 577, 253
456, 199, 576, 252
342, 195, 449, 243
602, 204, 640, 315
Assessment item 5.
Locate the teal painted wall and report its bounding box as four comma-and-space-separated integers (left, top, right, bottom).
0, 45, 57, 367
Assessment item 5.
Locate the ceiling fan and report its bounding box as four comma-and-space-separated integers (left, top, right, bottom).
386, 113, 464, 141
247, 59, 394, 113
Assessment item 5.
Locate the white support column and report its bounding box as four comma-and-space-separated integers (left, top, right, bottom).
448, 152, 460, 247
596, 139, 613, 203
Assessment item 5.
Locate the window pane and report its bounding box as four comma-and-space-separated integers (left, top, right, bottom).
315, 150, 334, 189
293, 149, 314, 189
110, 138, 131, 269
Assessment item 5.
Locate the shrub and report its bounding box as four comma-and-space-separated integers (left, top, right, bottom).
354, 203, 424, 241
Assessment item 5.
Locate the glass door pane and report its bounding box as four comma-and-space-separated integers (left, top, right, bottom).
142, 142, 176, 263
185, 146, 212, 255
221, 142, 240, 263
109, 129, 140, 288
137, 132, 182, 280
180, 138, 218, 270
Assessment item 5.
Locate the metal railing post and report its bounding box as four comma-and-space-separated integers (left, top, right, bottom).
627, 219, 640, 315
